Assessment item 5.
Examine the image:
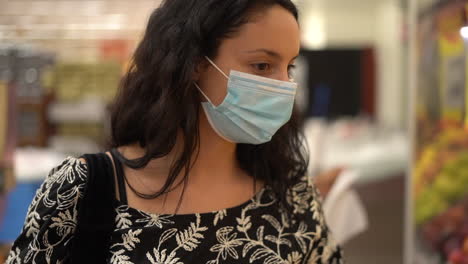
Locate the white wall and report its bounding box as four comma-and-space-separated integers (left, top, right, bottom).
375, 0, 405, 130
299, 0, 406, 129
325, 9, 376, 47
299, 0, 379, 48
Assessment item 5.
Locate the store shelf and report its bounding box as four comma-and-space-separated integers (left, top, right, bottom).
305, 118, 409, 185
48, 97, 107, 123
14, 147, 67, 182
49, 135, 101, 156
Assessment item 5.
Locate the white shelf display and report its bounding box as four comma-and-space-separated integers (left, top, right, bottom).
304, 118, 409, 185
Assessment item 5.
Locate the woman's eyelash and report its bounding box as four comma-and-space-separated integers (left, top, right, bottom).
253, 63, 270, 71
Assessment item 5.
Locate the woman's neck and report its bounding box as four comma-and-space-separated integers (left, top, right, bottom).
118, 112, 244, 189
116, 112, 263, 214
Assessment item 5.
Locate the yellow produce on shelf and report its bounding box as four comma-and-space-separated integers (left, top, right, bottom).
50, 62, 122, 102
415, 130, 468, 225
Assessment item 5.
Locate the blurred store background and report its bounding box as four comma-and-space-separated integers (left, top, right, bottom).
295, 0, 409, 263
1, 0, 468, 263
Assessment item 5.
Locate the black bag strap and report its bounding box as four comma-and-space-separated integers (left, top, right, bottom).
70, 152, 117, 263
110, 148, 128, 204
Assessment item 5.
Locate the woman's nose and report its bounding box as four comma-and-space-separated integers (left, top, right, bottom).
275, 69, 290, 82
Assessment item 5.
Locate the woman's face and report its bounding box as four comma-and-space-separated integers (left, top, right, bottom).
197, 5, 300, 106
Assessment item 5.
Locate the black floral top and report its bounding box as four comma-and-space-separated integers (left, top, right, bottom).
6, 157, 343, 264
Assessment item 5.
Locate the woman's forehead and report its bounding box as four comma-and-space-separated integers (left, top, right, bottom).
222, 6, 300, 59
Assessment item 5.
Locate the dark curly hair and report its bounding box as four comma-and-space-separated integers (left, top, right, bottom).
110, 0, 309, 213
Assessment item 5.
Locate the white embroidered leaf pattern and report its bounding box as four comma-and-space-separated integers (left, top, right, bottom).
264, 254, 284, 264
115, 206, 132, 229
42, 193, 56, 208
146, 250, 156, 263
136, 213, 175, 228
229, 247, 240, 259
146, 248, 183, 264
111, 249, 132, 264
5, 248, 22, 264
287, 251, 303, 264
121, 229, 142, 251
252, 188, 266, 204
256, 225, 264, 242
322, 238, 334, 262
42, 230, 50, 248
176, 230, 199, 251
242, 242, 257, 258
262, 215, 281, 231
280, 238, 292, 247
293, 182, 307, 192
213, 209, 227, 226
306, 247, 321, 264
175, 215, 207, 251
210, 226, 243, 260
45, 247, 53, 264
298, 221, 307, 233
250, 248, 272, 262
25, 211, 41, 237
265, 235, 277, 244
159, 228, 178, 245
56, 185, 82, 210
24, 247, 34, 263
295, 235, 307, 253
280, 211, 290, 228
265, 235, 292, 247
216, 226, 233, 241
315, 225, 323, 238
56, 160, 79, 184
50, 209, 76, 237
236, 215, 252, 233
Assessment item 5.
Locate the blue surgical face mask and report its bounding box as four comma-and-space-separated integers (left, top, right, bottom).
194, 56, 297, 144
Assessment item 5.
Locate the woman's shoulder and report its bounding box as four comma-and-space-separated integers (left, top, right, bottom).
44, 152, 113, 190
287, 175, 325, 207
31, 156, 89, 217
284, 176, 345, 262
5, 157, 90, 263
43, 156, 88, 189
32, 156, 90, 214
285, 175, 327, 225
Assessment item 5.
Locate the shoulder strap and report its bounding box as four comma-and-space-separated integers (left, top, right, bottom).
70, 152, 117, 263
110, 148, 128, 204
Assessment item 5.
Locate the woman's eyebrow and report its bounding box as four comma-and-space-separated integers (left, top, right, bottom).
244, 49, 299, 61
244, 49, 281, 59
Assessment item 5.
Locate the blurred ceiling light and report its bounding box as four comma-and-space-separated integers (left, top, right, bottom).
300, 0, 326, 49
460, 26, 468, 39
302, 13, 326, 49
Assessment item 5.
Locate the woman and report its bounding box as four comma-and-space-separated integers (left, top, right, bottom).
7, 0, 343, 263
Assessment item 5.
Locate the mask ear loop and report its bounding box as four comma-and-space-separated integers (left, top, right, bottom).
193, 82, 214, 105
194, 56, 230, 106
204, 56, 230, 80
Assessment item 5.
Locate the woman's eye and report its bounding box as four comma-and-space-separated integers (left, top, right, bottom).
253, 63, 270, 72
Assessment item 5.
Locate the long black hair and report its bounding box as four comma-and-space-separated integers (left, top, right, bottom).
110, 0, 309, 213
